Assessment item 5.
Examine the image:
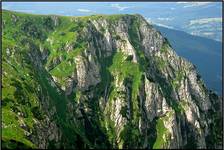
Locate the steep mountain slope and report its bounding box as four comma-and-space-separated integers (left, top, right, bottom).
154, 25, 222, 95
2, 10, 222, 149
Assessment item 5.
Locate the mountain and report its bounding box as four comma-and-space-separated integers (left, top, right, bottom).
154, 25, 222, 95
2, 10, 222, 149
3, 2, 222, 41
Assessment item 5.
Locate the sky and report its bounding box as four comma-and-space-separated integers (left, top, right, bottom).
2, 2, 221, 17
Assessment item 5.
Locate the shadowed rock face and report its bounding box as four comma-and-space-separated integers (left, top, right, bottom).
2, 10, 222, 149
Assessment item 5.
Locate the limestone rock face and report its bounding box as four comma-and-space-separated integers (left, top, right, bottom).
75, 54, 101, 91
2, 10, 222, 149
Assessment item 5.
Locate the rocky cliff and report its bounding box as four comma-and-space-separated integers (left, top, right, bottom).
2, 10, 222, 149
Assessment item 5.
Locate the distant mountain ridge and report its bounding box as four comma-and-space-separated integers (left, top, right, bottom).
154, 25, 222, 95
